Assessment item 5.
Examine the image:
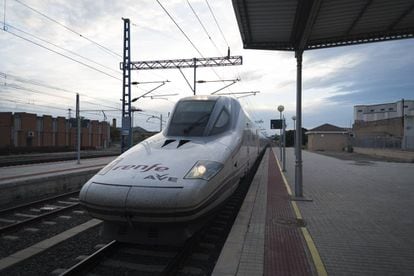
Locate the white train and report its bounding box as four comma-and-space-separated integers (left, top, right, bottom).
79, 95, 267, 243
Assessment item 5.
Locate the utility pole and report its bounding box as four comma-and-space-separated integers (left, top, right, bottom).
121, 18, 132, 153
76, 94, 80, 164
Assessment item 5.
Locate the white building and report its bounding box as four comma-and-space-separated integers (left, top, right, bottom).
354, 99, 414, 122
353, 99, 414, 150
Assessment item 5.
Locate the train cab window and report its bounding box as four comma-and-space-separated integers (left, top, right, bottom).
210, 109, 230, 135
167, 100, 216, 137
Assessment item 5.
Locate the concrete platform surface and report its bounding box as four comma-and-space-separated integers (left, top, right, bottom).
214, 147, 414, 275
0, 156, 116, 184
0, 157, 116, 207
281, 147, 414, 275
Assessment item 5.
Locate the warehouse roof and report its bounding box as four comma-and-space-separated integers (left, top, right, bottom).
309, 123, 348, 132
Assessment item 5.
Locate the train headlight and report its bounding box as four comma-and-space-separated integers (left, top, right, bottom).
185, 161, 223, 181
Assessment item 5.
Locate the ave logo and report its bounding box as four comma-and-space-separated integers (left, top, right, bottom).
144, 173, 178, 183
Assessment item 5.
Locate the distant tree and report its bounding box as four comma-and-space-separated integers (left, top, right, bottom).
284, 128, 308, 147
285, 130, 294, 147
110, 127, 120, 142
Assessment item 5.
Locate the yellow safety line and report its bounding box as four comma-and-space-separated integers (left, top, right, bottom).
272, 148, 328, 276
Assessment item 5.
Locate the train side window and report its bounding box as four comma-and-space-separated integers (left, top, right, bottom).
211, 109, 230, 135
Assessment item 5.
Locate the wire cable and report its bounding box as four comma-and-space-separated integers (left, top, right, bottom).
156, 1, 233, 91
186, 0, 223, 56
4, 23, 120, 75
205, 0, 229, 48
3, 28, 122, 81
3, 81, 121, 111
0, 96, 70, 111
1, 72, 121, 110
156, 0, 204, 57
13, 0, 122, 59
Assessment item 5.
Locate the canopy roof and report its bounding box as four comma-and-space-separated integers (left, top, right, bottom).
232, 0, 414, 51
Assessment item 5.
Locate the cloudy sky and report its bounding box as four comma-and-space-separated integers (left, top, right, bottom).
1, 0, 413, 135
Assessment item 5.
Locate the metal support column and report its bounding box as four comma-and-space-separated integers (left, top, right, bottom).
121, 18, 132, 153
295, 50, 303, 197
282, 116, 286, 172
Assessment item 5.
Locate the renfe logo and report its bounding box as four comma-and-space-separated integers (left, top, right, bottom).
112, 163, 169, 172
110, 163, 178, 183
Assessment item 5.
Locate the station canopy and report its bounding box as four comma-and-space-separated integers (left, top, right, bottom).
232, 0, 414, 51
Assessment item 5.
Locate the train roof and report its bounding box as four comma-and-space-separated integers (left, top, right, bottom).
178, 95, 234, 102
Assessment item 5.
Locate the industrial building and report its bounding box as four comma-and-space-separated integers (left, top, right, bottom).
0, 112, 110, 150
353, 100, 414, 150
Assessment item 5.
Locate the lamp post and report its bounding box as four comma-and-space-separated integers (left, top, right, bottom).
277, 105, 284, 164
292, 115, 296, 157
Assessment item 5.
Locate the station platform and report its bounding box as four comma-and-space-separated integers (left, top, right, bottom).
213, 147, 414, 275
0, 156, 115, 207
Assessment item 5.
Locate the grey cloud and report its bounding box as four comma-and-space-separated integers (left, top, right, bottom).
238, 70, 264, 82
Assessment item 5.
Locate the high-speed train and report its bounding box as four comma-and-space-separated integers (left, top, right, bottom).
79, 95, 267, 243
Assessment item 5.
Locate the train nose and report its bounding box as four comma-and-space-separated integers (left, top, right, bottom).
80, 182, 182, 222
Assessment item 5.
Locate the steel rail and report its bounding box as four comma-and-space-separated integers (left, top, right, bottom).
59, 240, 119, 276
0, 190, 79, 216
0, 202, 80, 234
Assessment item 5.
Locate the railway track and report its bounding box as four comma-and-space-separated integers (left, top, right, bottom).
0, 191, 80, 234
0, 151, 118, 167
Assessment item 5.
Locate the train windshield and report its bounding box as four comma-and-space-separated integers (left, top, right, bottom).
167, 100, 216, 136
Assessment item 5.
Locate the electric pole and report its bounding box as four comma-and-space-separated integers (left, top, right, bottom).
121, 18, 132, 153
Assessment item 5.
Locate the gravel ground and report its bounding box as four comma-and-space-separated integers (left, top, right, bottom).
0, 207, 92, 258
2, 224, 110, 276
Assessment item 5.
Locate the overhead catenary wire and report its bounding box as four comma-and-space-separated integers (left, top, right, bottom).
156, 0, 232, 90
13, 0, 122, 59
0, 72, 122, 110
0, 96, 70, 111
2, 80, 121, 111
4, 83, 74, 101
3, 29, 122, 81
205, 0, 230, 48
0, 94, 116, 122
156, 0, 204, 58
0, 103, 68, 117
4, 23, 121, 75
2, 83, 165, 123
204, 0, 243, 86
186, 0, 223, 56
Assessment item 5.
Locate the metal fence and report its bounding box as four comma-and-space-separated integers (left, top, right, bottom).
353, 136, 402, 149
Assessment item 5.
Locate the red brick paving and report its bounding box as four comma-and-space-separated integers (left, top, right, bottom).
265, 150, 313, 276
